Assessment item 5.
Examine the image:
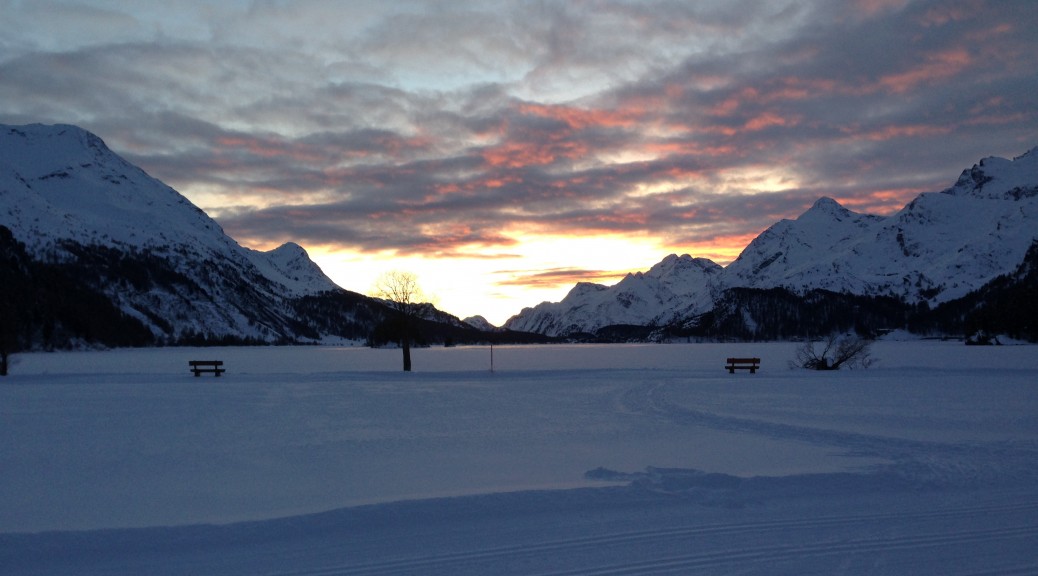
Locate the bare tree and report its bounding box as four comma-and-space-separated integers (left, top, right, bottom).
372, 271, 427, 372
1, 293, 22, 377
793, 333, 875, 370
0, 339, 10, 377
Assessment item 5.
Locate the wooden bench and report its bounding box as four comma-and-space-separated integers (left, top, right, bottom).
189, 360, 225, 377
725, 357, 760, 374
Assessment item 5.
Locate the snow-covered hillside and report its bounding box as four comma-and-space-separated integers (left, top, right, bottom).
5, 123, 1035, 343
507, 254, 722, 335
507, 147, 1038, 337
0, 123, 338, 297
0, 123, 559, 349
462, 315, 501, 331
727, 147, 1038, 303
0, 123, 352, 344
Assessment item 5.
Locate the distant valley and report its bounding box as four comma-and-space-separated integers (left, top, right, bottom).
2, 123, 1036, 353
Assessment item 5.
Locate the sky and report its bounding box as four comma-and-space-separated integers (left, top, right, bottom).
2, 1, 1036, 325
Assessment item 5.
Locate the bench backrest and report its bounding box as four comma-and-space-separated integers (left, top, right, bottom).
726, 357, 760, 364
189, 360, 223, 367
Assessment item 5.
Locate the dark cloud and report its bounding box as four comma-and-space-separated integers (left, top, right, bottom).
1, 0, 1036, 266
494, 267, 623, 289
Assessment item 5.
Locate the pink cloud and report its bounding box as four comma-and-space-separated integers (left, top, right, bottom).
878, 48, 974, 93
494, 267, 627, 289
852, 0, 910, 18
516, 102, 644, 130
744, 111, 800, 132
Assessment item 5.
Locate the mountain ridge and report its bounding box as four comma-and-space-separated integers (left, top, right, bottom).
1, 123, 537, 350
1, 123, 339, 298
3, 122, 1035, 345
506, 146, 1038, 339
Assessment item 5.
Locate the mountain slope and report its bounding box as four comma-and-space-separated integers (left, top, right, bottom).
506, 255, 723, 336
0, 124, 364, 345
1, 123, 549, 351
726, 147, 1038, 304
0, 124, 338, 296
506, 147, 1038, 338
721, 197, 886, 295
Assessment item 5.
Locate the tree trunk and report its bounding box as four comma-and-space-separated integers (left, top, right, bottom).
402, 338, 412, 372
0, 350, 8, 376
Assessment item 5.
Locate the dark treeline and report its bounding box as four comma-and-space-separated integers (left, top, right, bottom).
592, 241, 1038, 344
3, 224, 1035, 367
922, 240, 1038, 342
0, 226, 553, 365
669, 288, 915, 341
367, 308, 557, 349
1, 226, 154, 358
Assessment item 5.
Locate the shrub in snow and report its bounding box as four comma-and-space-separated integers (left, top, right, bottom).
793, 333, 874, 370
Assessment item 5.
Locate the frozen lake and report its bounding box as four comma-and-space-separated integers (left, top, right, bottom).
3, 341, 1037, 574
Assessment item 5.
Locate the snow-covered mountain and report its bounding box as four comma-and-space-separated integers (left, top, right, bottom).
0, 123, 368, 345
5, 122, 1034, 344
726, 147, 1038, 303
506, 147, 1038, 337
462, 315, 501, 331
506, 255, 723, 335
1, 123, 547, 349
0, 124, 337, 295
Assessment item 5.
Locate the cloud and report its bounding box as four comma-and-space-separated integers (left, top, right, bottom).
1, 0, 1036, 268
494, 267, 624, 290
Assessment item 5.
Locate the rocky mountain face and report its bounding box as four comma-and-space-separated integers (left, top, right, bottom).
726, 148, 1038, 304
0, 123, 523, 350
3, 123, 1034, 347
506, 147, 1038, 341
506, 255, 723, 336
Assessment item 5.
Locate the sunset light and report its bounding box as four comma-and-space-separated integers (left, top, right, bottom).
4, 5, 1038, 571
2, 1, 1035, 325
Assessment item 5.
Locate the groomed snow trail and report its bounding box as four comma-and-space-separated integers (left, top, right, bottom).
2, 342, 1037, 575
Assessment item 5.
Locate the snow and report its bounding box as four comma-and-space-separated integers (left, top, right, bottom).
244, 242, 340, 297
506, 255, 722, 335
508, 148, 1038, 335
3, 342, 1037, 575
944, 146, 1038, 200
0, 123, 339, 299
0, 124, 230, 255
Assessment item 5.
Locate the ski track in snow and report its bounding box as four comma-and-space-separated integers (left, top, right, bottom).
619, 378, 1038, 489
257, 501, 1038, 576
3, 342, 1038, 575
9, 496, 1035, 575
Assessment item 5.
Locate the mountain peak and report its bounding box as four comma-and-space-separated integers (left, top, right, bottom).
1013, 146, 1038, 161
2, 122, 343, 345
506, 254, 722, 336
1, 122, 227, 252
798, 196, 851, 221
646, 253, 723, 278
2, 123, 121, 174
508, 146, 1037, 339
943, 146, 1038, 200
463, 315, 500, 331
245, 242, 339, 296
269, 242, 308, 258
564, 282, 609, 301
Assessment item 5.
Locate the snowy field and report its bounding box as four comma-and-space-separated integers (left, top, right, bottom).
2, 341, 1038, 575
